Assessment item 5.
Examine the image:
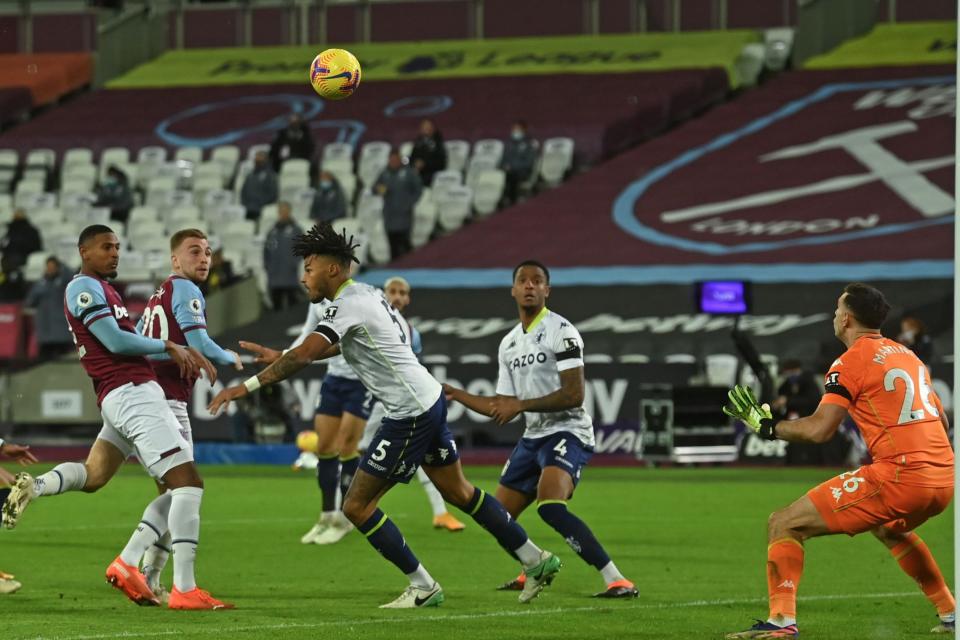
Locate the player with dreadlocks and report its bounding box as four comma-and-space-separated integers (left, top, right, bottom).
209, 222, 562, 608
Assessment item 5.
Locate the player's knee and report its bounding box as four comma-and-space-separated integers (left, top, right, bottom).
537, 501, 568, 528
341, 495, 372, 525
767, 510, 788, 537
439, 481, 474, 508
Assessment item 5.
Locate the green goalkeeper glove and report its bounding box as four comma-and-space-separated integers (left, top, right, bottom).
722, 384, 778, 440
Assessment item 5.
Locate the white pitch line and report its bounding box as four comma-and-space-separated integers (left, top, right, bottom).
17, 591, 922, 640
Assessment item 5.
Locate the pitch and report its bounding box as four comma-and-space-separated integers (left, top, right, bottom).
0, 465, 951, 639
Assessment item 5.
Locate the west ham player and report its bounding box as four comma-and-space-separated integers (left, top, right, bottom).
724, 283, 954, 639
0, 437, 37, 595
115, 229, 242, 601
1, 225, 232, 610
209, 223, 561, 608
444, 260, 637, 598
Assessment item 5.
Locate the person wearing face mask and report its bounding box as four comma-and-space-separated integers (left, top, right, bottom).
263, 202, 304, 310
409, 118, 446, 187
310, 170, 347, 223
269, 113, 315, 172
500, 120, 538, 206
898, 316, 934, 366
374, 151, 422, 260
94, 166, 134, 223
240, 151, 279, 221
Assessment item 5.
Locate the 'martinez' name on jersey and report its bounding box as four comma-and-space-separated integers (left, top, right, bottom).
313, 281, 441, 419
496, 309, 594, 447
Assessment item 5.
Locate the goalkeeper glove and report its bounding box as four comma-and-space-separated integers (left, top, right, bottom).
723, 384, 778, 440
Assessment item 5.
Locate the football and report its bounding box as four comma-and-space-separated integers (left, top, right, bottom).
295, 429, 318, 453
309, 48, 361, 100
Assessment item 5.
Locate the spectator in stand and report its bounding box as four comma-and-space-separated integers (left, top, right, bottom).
500, 119, 538, 206
23, 256, 73, 360
263, 201, 303, 310
269, 113, 315, 172
773, 359, 846, 466
1, 208, 42, 270
241, 150, 279, 221
201, 247, 237, 295
0, 255, 26, 302
310, 170, 347, 223
898, 315, 934, 366
374, 151, 422, 260
409, 118, 447, 187
94, 165, 134, 223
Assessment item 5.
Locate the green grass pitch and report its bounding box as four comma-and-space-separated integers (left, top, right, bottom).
0, 464, 953, 639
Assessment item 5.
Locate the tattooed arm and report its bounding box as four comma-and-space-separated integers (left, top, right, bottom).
207, 334, 334, 415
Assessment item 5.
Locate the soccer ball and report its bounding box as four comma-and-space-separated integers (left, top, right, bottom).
296, 429, 318, 453
309, 48, 361, 100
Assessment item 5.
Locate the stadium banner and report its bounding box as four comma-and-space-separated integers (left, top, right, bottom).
805, 22, 956, 69
386, 65, 955, 283
107, 31, 758, 89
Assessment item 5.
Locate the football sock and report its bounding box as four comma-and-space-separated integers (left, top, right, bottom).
889, 532, 956, 615
357, 508, 420, 574
169, 487, 203, 593
316, 454, 340, 512
600, 561, 627, 585
405, 564, 436, 590
767, 537, 803, 625
338, 453, 359, 503
461, 488, 539, 565
143, 532, 172, 591
416, 468, 447, 517
119, 491, 171, 567
537, 500, 612, 570
33, 463, 87, 496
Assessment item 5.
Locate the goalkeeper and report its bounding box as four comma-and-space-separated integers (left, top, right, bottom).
722, 283, 954, 639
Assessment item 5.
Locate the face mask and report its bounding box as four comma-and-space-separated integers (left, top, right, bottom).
511, 130, 524, 140
320, 180, 332, 189
901, 330, 916, 341
105, 177, 117, 186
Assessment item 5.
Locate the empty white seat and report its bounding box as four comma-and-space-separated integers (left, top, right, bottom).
365, 218, 390, 264
62, 147, 93, 167
128, 205, 159, 226
355, 193, 384, 228
337, 173, 356, 206
137, 146, 168, 166
193, 175, 222, 202
82, 207, 111, 226
60, 191, 96, 212
430, 170, 462, 199
201, 188, 234, 214
166, 206, 203, 231
23, 251, 48, 281
195, 161, 224, 187
436, 185, 472, 232
280, 158, 310, 178
26, 148, 56, 169
63, 163, 97, 189
328, 217, 368, 265
358, 141, 390, 186
174, 147, 203, 165
258, 203, 279, 235
471, 139, 504, 165
279, 174, 309, 203
0, 149, 18, 169
444, 140, 470, 173
28, 207, 63, 227
411, 191, 437, 248
322, 142, 354, 172
539, 137, 574, 186
398, 141, 413, 161
706, 354, 739, 388
472, 169, 505, 216
14, 186, 49, 208
16, 180, 46, 199
147, 176, 177, 194
60, 178, 94, 198
465, 156, 498, 192
211, 145, 240, 181
206, 203, 247, 227
288, 188, 315, 221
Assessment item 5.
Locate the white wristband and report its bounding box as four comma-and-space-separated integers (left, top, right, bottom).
243, 376, 261, 393
0, 437, 5, 450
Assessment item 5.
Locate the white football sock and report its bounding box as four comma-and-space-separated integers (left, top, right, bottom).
768, 615, 797, 627
600, 560, 626, 584
514, 540, 544, 567
143, 531, 172, 591
33, 463, 87, 496
168, 486, 203, 593
119, 491, 171, 566
416, 468, 447, 517
405, 563, 436, 590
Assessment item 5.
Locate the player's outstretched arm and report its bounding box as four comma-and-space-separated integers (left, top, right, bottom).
185, 329, 242, 370
208, 334, 333, 415
771, 403, 847, 444
488, 367, 586, 425
443, 384, 496, 418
